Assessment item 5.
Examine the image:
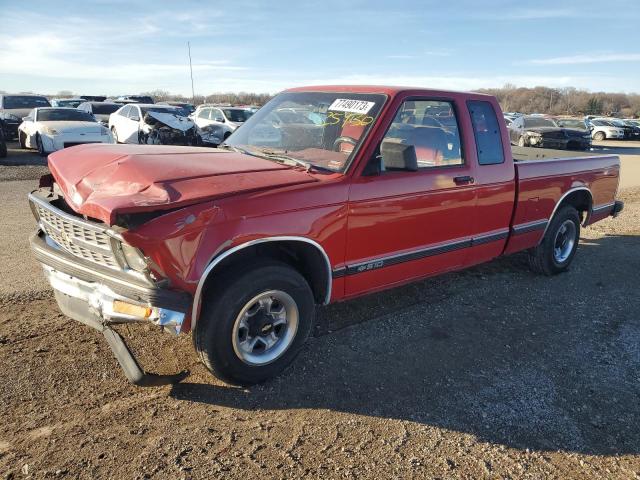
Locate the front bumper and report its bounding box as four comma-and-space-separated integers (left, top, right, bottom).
40, 132, 114, 153
2, 120, 20, 139
30, 231, 191, 386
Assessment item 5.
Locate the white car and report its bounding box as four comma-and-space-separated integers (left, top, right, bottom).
589, 118, 625, 141
191, 105, 254, 143
108, 103, 202, 145
18, 107, 114, 156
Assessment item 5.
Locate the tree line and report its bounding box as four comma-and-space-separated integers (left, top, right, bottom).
477, 84, 640, 118
6, 85, 639, 118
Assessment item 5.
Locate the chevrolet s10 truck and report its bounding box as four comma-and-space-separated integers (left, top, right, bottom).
29, 86, 623, 386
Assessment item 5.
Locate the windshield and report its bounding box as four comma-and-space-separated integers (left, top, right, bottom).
226, 92, 386, 172
4, 96, 50, 109
37, 109, 96, 122
140, 106, 182, 115
523, 117, 556, 128
55, 99, 83, 108
91, 103, 120, 114
223, 108, 253, 123
556, 119, 587, 129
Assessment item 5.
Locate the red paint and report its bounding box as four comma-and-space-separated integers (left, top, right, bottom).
46, 86, 622, 333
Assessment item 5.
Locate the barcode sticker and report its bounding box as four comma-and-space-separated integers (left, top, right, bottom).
328, 98, 375, 114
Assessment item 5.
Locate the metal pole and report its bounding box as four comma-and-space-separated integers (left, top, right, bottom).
188, 42, 195, 102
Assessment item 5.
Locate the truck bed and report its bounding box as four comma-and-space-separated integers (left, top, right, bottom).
504, 146, 620, 255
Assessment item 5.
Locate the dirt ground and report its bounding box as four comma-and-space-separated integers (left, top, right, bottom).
1, 142, 640, 479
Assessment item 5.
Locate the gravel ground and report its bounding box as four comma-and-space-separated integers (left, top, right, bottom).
0, 145, 639, 479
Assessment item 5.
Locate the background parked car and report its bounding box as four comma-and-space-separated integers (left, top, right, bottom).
115, 95, 154, 104
588, 118, 625, 141
0, 121, 7, 158
50, 98, 85, 108
18, 107, 114, 156
158, 101, 195, 116
80, 95, 107, 102
77, 102, 121, 126
191, 105, 254, 141
0, 94, 51, 139
508, 115, 591, 150
108, 103, 200, 145
608, 118, 640, 139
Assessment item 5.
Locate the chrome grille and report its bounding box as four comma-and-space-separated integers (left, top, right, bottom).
30, 195, 122, 270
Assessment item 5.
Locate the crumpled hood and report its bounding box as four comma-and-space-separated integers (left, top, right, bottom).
48, 144, 317, 225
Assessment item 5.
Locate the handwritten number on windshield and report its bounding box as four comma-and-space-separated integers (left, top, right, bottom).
320, 111, 374, 128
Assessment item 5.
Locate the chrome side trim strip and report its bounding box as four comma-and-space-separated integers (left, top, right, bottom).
591, 202, 615, 213
512, 219, 548, 235
345, 238, 472, 276
192, 236, 333, 327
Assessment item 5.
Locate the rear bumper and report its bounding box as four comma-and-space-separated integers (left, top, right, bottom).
30, 231, 191, 386
612, 200, 624, 217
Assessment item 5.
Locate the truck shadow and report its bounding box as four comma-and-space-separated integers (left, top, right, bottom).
171, 234, 640, 456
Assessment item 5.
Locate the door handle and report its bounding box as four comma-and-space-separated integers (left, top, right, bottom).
453, 175, 474, 185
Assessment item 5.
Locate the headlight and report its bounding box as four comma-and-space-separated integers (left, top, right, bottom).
121, 243, 148, 272
42, 126, 58, 135
526, 131, 542, 137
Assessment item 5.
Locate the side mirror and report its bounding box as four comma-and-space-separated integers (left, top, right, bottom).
130, 115, 140, 122
381, 139, 418, 171
215, 117, 225, 123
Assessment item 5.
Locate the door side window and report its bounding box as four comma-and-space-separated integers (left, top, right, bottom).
197, 108, 210, 119
128, 106, 140, 120
381, 100, 463, 170
212, 109, 224, 122
120, 105, 131, 117
467, 100, 505, 165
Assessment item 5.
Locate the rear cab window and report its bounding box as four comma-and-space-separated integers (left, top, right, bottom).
467, 100, 505, 165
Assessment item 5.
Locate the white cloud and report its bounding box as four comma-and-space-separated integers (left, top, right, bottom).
520, 53, 640, 65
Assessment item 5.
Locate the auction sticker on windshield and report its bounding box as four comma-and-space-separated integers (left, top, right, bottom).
328, 98, 376, 114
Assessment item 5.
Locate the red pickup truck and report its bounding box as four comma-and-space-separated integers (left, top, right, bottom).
29, 86, 623, 387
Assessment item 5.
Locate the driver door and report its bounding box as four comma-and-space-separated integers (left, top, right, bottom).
121, 105, 141, 143
344, 96, 477, 297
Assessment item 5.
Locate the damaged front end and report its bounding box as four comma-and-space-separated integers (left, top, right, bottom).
140, 111, 201, 146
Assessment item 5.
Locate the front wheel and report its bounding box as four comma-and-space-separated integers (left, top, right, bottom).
36, 134, 47, 157
194, 261, 315, 385
111, 127, 119, 143
18, 131, 27, 149
528, 205, 580, 276
594, 131, 606, 141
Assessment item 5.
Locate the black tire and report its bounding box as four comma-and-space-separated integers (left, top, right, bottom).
528, 205, 580, 276
36, 134, 47, 157
111, 127, 119, 143
0, 140, 6, 158
594, 131, 606, 141
223, 131, 232, 140
194, 260, 315, 385
18, 131, 27, 149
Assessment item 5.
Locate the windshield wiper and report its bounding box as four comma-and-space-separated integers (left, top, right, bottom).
255, 149, 335, 173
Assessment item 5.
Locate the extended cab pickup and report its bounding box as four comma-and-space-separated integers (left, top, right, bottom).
29, 86, 624, 386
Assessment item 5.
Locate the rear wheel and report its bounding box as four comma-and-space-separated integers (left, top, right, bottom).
194, 261, 315, 385
528, 205, 580, 276
594, 131, 606, 141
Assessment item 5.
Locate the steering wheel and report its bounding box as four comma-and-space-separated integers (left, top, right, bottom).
333, 136, 357, 151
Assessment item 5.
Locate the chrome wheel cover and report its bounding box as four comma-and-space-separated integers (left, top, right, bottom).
553, 219, 577, 263
231, 290, 299, 366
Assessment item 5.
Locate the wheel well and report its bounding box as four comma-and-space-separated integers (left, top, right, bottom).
201, 240, 330, 306
556, 189, 593, 223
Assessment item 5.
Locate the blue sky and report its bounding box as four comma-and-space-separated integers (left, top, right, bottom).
1, 0, 639, 96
